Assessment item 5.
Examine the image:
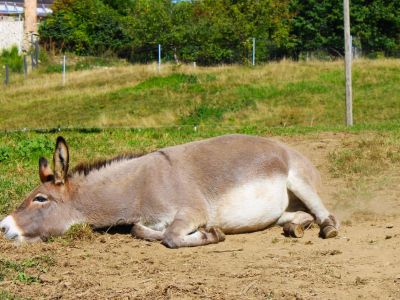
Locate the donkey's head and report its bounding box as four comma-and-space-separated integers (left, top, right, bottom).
0, 137, 82, 242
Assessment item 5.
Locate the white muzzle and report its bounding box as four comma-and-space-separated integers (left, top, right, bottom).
0, 215, 23, 241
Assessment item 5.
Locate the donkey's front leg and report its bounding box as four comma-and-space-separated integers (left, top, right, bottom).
162, 208, 225, 248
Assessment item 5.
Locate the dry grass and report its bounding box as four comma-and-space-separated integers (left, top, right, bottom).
0, 59, 399, 130
62, 224, 95, 242
329, 134, 400, 178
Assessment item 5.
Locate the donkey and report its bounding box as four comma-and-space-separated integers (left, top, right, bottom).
0, 135, 338, 248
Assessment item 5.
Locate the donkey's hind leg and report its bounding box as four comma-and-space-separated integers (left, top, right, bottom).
162, 208, 225, 248
287, 171, 339, 239
131, 223, 164, 241
277, 211, 314, 238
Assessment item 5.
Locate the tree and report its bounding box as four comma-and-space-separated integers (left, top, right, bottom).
40, 0, 131, 55
289, 0, 400, 57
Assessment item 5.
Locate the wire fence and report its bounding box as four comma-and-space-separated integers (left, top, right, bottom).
1, 36, 366, 87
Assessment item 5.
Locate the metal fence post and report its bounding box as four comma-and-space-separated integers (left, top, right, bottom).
4, 64, 9, 85
252, 37, 256, 66
158, 44, 161, 72
23, 55, 28, 79
62, 55, 66, 86
35, 40, 39, 67
31, 52, 35, 69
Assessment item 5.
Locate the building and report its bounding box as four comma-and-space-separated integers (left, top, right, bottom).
0, 0, 53, 18
0, 0, 53, 52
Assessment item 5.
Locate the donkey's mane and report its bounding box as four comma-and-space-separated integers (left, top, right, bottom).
71, 153, 146, 177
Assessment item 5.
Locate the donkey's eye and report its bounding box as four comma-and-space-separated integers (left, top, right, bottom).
33, 196, 48, 203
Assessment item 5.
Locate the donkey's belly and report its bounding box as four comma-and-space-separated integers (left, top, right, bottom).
209, 178, 288, 234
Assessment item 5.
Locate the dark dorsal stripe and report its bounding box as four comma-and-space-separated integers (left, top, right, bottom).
71, 153, 145, 177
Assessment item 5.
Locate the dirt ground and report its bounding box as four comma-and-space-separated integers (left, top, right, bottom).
1, 133, 400, 299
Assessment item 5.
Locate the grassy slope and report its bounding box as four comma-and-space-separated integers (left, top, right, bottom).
0, 59, 399, 129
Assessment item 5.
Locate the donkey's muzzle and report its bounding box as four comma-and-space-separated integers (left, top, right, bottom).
0, 215, 22, 240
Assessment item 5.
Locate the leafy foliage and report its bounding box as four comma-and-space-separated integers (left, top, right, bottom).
40, 0, 132, 55
289, 0, 400, 57
0, 46, 23, 73
39, 0, 400, 63
40, 0, 292, 64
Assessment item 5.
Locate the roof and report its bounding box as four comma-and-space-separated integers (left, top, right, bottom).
0, 1, 53, 17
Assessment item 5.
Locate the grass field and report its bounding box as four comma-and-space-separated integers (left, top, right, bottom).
1, 59, 400, 299
1, 59, 399, 129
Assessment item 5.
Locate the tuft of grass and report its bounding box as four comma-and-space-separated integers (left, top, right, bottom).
132, 73, 198, 92
179, 104, 225, 125
0, 255, 55, 285
0, 290, 23, 300
63, 223, 95, 242
329, 136, 400, 178
271, 237, 279, 244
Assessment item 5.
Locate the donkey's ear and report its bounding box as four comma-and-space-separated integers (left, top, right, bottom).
53, 136, 69, 185
39, 157, 54, 183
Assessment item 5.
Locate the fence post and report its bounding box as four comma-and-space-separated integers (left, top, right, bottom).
23, 55, 28, 79
35, 40, 39, 67
252, 37, 256, 66
31, 51, 35, 69
344, 0, 353, 126
4, 64, 9, 85
158, 44, 161, 72
30, 35, 35, 68
62, 55, 66, 86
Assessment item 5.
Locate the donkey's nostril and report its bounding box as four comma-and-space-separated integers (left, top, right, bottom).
0, 216, 22, 240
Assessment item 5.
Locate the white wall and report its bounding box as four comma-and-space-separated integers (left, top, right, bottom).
0, 20, 24, 52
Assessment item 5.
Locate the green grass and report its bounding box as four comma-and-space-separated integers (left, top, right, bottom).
0, 255, 55, 285
0, 290, 24, 300
329, 135, 400, 177
0, 59, 399, 129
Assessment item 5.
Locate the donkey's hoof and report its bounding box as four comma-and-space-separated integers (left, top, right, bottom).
283, 223, 304, 238
209, 227, 225, 242
319, 214, 339, 239
320, 225, 338, 239
162, 236, 179, 249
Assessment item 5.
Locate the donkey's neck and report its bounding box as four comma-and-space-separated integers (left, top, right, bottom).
70, 158, 142, 228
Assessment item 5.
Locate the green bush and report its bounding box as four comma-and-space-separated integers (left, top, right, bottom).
39, 0, 400, 64
0, 46, 23, 73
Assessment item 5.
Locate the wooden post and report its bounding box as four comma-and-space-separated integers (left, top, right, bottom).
24, 0, 37, 51
344, 0, 353, 126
